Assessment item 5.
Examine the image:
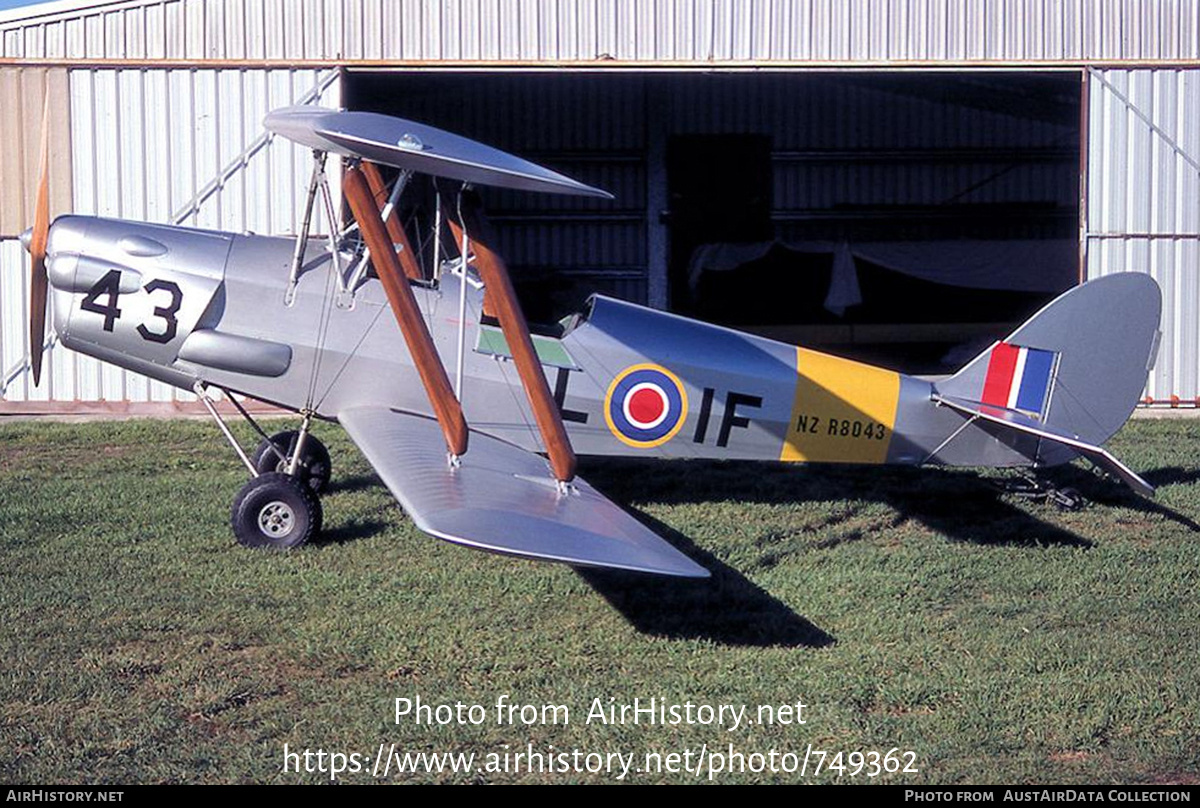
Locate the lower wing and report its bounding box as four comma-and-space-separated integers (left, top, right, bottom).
339, 406, 709, 577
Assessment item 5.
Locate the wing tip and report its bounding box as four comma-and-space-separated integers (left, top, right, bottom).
422, 521, 711, 579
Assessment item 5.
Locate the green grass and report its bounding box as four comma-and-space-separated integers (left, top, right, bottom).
1, 418, 1198, 784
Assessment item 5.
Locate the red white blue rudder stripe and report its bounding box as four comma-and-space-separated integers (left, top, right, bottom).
981, 342, 1058, 417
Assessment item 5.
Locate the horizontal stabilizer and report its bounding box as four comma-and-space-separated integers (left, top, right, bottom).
339, 407, 709, 577
933, 395, 1154, 498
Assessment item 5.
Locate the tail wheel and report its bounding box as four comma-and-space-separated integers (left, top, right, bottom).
251, 430, 332, 494
231, 472, 323, 549
1049, 487, 1085, 511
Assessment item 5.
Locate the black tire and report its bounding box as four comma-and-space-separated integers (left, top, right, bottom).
251, 430, 332, 494
231, 472, 323, 549
1050, 487, 1085, 511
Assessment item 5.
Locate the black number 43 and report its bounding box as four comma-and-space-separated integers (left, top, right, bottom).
81, 270, 183, 344
79, 269, 123, 331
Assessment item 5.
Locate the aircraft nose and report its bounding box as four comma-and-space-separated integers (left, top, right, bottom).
19, 227, 33, 253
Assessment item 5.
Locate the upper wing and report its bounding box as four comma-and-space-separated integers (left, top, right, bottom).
933, 394, 1154, 497
339, 406, 709, 578
264, 106, 613, 199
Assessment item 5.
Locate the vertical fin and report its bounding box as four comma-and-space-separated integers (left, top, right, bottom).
937, 273, 1160, 446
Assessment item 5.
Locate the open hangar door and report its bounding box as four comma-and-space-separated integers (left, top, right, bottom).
344, 70, 1081, 373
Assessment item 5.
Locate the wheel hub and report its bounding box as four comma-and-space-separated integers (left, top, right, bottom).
258, 501, 296, 537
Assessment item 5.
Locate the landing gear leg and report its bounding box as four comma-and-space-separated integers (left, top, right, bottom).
250, 414, 333, 495
194, 383, 328, 547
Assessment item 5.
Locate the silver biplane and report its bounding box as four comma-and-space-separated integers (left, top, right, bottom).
18, 105, 1162, 578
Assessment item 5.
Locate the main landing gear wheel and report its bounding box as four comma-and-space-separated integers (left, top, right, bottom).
251, 430, 332, 494
231, 472, 323, 549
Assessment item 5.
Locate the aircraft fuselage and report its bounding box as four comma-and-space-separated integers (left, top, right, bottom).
44, 215, 1061, 472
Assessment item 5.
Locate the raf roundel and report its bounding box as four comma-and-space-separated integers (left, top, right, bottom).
604, 364, 689, 448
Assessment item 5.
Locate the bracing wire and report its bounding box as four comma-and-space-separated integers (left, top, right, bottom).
454, 185, 471, 402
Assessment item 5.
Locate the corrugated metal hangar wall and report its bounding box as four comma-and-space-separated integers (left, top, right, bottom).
1087, 69, 1200, 404
1, 0, 1199, 407
1, 66, 338, 404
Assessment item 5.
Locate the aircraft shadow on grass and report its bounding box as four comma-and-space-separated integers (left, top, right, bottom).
565, 458, 1089, 648
579, 455, 1199, 643
324, 454, 1199, 647
325, 472, 386, 496
1042, 463, 1200, 532
578, 512, 836, 649
1141, 466, 1200, 489
314, 517, 393, 546
578, 457, 1096, 550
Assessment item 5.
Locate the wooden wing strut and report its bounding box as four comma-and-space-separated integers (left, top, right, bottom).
448, 205, 577, 484
343, 165, 468, 457
361, 161, 424, 281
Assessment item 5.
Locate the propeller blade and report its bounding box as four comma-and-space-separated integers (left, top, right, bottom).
28, 96, 50, 387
